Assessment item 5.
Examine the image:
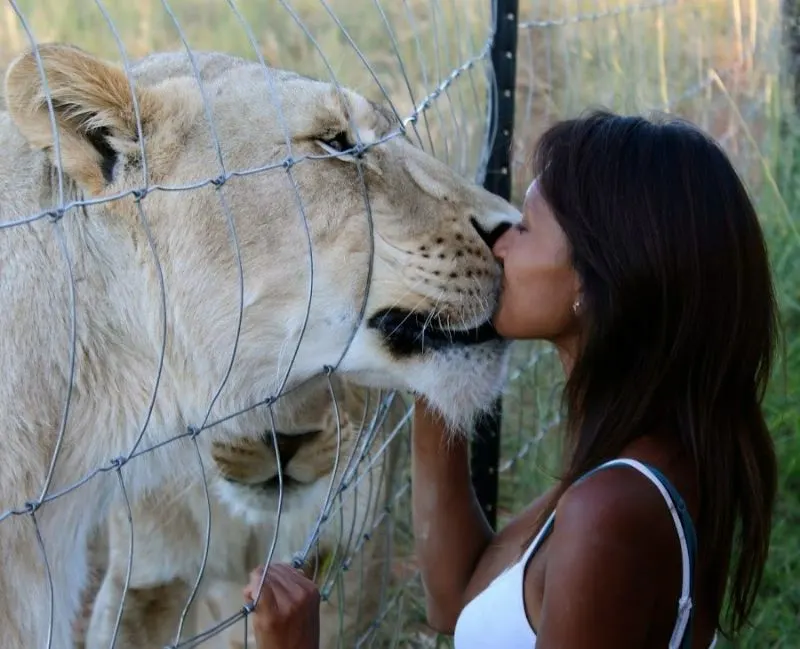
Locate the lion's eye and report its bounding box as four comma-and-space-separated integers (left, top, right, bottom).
319, 131, 351, 154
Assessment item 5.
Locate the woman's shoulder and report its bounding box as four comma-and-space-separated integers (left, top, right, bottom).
524, 463, 690, 646
552, 461, 686, 557
536, 461, 688, 600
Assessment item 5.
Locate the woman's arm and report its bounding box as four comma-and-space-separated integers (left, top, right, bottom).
411, 397, 495, 633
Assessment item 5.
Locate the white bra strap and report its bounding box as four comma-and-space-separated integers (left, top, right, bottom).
520, 508, 557, 565
591, 458, 694, 649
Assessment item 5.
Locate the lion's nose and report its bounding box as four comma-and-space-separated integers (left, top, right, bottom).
470, 217, 512, 250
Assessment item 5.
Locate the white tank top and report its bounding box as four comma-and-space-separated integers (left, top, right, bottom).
453, 458, 719, 649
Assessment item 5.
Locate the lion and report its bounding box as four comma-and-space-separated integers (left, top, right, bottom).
80, 376, 408, 649
0, 42, 519, 649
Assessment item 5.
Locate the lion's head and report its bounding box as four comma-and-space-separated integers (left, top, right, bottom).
3, 44, 520, 434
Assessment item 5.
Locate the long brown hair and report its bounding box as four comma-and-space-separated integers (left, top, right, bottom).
524, 109, 778, 638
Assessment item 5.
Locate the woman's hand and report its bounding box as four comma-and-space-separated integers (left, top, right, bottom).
244, 563, 320, 649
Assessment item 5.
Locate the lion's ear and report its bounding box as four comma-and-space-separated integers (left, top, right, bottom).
3, 43, 157, 194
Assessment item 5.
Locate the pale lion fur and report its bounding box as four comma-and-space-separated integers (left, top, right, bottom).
77, 376, 408, 649
0, 43, 519, 649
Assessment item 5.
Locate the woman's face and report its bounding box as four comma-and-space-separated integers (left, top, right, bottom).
491, 179, 581, 343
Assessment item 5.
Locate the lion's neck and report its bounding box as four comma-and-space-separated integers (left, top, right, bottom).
39, 169, 157, 354
0, 144, 200, 474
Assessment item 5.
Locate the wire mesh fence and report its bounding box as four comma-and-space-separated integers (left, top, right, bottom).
0, 1, 790, 648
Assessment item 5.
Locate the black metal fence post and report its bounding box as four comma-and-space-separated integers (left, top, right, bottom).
470, 0, 519, 531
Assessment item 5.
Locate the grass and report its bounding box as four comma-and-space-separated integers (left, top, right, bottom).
1, 0, 797, 647
740, 88, 800, 647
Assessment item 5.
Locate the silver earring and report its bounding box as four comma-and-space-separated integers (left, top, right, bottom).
572, 298, 581, 315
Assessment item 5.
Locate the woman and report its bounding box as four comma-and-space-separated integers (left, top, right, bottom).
244, 109, 779, 649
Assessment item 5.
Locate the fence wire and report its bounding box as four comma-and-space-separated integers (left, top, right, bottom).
0, 1, 786, 648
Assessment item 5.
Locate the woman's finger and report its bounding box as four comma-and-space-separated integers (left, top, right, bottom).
245, 565, 278, 610
244, 566, 263, 599
268, 564, 306, 598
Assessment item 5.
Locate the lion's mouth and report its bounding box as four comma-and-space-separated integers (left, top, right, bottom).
368, 307, 502, 356
256, 475, 301, 491
223, 474, 303, 493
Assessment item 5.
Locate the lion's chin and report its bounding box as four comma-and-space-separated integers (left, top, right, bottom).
342, 334, 512, 434
410, 338, 512, 433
